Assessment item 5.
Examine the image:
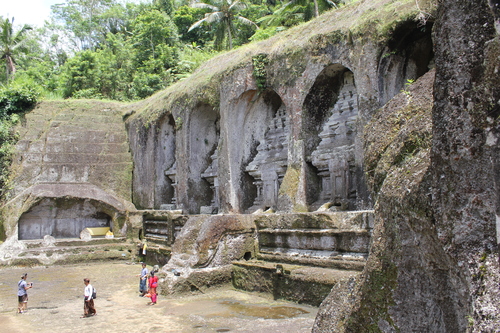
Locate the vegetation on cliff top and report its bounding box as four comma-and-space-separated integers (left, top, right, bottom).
126, 0, 436, 125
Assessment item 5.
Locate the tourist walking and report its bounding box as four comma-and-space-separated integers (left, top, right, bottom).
138, 262, 149, 296
82, 278, 96, 318
17, 273, 33, 314
148, 271, 158, 305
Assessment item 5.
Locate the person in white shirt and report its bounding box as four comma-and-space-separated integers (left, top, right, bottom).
82, 278, 96, 318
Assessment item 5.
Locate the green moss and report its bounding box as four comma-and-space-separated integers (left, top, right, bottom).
346, 259, 399, 332
279, 166, 301, 203
9, 258, 42, 267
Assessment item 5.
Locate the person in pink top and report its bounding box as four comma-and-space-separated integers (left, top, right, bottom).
148, 271, 158, 305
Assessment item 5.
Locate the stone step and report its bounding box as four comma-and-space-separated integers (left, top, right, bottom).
258, 228, 371, 254
253, 211, 374, 236
232, 259, 360, 306
23, 237, 130, 250
7, 239, 136, 266
256, 252, 366, 271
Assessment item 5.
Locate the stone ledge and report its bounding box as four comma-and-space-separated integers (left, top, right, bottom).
232, 260, 360, 306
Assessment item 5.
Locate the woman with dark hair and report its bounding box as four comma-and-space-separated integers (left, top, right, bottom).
148, 271, 158, 305
82, 278, 96, 318
17, 273, 33, 314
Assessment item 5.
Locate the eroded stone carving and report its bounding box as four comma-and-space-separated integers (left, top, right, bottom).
164, 162, 177, 210
311, 72, 358, 210
246, 105, 288, 211
200, 150, 219, 214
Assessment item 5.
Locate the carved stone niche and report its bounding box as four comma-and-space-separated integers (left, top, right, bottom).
311, 71, 358, 210
246, 105, 288, 212
163, 162, 178, 211
200, 150, 219, 214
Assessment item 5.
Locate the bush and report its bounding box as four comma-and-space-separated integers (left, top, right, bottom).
0, 82, 41, 116
0, 113, 21, 200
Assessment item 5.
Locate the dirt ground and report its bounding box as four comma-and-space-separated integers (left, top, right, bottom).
0, 262, 318, 333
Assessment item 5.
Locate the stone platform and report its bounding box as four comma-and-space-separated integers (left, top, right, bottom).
2, 238, 136, 266
232, 260, 360, 306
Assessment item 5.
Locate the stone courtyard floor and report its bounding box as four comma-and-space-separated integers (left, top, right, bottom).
0, 262, 318, 333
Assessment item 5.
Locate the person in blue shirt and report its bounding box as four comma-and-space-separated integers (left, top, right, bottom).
17, 273, 33, 314
138, 263, 149, 296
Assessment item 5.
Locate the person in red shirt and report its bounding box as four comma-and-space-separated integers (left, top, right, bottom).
148, 271, 158, 305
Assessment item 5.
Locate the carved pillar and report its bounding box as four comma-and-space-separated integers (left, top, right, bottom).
200, 150, 219, 214
164, 162, 177, 210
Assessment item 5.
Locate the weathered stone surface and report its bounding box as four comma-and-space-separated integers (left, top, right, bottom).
431, 0, 500, 330
313, 70, 472, 332
160, 215, 257, 293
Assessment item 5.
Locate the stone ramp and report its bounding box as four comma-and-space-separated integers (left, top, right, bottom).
12, 100, 132, 199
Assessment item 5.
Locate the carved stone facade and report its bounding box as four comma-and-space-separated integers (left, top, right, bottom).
246, 105, 289, 211
311, 72, 358, 210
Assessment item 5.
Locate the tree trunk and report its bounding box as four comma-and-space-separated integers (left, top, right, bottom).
313, 0, 319, 17
227, 22, 233, 50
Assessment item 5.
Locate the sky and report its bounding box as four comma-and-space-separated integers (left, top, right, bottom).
1, 0, 62, 27
1, 0, 146, 28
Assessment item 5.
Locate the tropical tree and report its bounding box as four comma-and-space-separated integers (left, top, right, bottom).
188, 0, 258, 50
0, 18, 33, 82
51, 0, 117, 50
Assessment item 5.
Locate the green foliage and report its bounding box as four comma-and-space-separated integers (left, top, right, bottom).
130, 10, 179, 66
0, 81, 42, 202
131, 72, 166, 99
60, 49, 97, 98
154, 0, 175, 16
188, 0, 258, 50
252, 53, 269, 90
249, 26, 282, 41
0, 81, 40, 116
173, 44, 219, 80
2, 0, 332, 102
0, 17, 33, 82
174, 6, 213, 45
51, 0, 118, 50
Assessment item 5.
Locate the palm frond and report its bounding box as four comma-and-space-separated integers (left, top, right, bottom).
236, 16, 258, 29
325, 0, 338, 8
191, 2, 219, 11
204, 11, 224, 24
188, 18, 208, 32
228, 1, 246, 12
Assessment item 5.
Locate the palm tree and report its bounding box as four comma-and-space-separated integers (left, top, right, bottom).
188, 0, 258, 50
0, 17, 32, 82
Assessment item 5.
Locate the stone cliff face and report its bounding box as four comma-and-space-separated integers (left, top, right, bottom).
125, 0, 435, 216
432, 0, 500, 330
